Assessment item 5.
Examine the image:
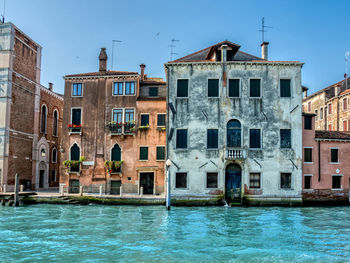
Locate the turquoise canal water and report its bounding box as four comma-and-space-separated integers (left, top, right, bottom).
0, 205, 349, 262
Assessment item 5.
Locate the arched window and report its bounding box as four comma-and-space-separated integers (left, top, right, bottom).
70, 143, 80, 172
41, 148, 46, 157
52, 148, 57, 163
111, 144, 121, 161
41, 105, 47, 133
227, 119, 241, 147
53, 110, 58, 136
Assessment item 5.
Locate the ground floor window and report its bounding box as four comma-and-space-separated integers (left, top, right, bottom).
51, 170, 56, 182
281, 173, 291, 189
304, 175, 312, 189
332, 175, 342, 189
206, 172, 218, 188
249, 173, 261, 188
176, 172, 187, 189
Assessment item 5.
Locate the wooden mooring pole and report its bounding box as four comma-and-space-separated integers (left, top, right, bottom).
14, 173, 19, 206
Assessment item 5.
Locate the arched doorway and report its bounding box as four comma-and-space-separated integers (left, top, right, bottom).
225, 163, 242, 203
227, 119, 241, 147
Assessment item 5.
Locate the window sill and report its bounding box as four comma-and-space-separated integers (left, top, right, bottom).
279, 188, 294, 190
228, 97, 241, 99
176, 97, 189, 100
139, 160, 148, 162
303, 189, 313, 191
206, 187, 219, 190
330, 162, 340, 164
72, 96, 83, 98
207, 148, 219, 150
174, 188, 189, 190
249, 148, 262, 150
156, 160, 166, 162
304, 162, 313, 164
331, 188, 343, 191
69, 132, 82, 136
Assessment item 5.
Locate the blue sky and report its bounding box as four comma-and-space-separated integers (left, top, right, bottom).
5, 0, 350, 95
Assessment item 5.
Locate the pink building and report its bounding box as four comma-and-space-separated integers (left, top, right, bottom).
303, 113, 350, 204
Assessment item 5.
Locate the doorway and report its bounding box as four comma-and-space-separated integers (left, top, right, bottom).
39, 170, 45, 188
225, 163, 242, 203
110, 180, 121, 195
140, 172, 154, 195
69, 179, 80, 193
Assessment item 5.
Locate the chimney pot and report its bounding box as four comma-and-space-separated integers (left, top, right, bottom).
48, 82, 53, 91
261, 42, 269, 60
99, 48, 108, 72
140, 64, 146, 80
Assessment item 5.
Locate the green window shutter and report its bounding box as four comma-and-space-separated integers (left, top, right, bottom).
280, 79, 291, 97
141, 115, 149, 126
177, 79, 188, 97
208, 79, 219, 97
140, 147, 148, 160
229, 79, 240, 97
250, 79, 261, 97
156, 146, 165, 160
157, 114, 166, 126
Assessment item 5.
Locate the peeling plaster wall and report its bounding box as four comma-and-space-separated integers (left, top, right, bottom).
167, 62, 303, 202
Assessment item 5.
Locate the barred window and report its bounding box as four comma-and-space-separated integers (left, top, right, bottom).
249, 173, 261, 189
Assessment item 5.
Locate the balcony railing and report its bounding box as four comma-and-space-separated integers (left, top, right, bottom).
225, 147, 247, 160
107, 122, 136, 135
68, 124, 82, 135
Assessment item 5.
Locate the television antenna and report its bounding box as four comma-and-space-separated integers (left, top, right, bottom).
258, 17, 273, 43
111, 40, 122, 70
169, 38, 180, 61
1, 0, 6, 23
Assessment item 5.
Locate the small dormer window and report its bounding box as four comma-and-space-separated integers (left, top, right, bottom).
149, 87, 158, 97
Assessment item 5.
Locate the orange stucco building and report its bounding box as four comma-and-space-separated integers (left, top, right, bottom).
60, 48, 166, 194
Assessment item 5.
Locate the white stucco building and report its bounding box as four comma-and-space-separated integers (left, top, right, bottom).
165, 41, 303, 205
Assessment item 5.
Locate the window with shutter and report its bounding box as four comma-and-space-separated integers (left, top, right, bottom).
249, 129, 261, 149
249, 173, 261, 188
208, 79, 219, 97
280, 173, 291, 189
176, 129, 188, 149
140, 114, 149, 126
229, 79, 240, 97
177, 79, 188, 97
207, 129, 218, 149
156, 146, 165, 161
176, 173, 187, 188
157, 114, 166, 126
207, 173, 218, 188
280, 129, 291, 148
280, 79, 291, 97
250, 79, 261, 97
140, 147, 148, 161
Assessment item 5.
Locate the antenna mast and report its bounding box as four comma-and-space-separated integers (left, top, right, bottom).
1, 0, 6, 23
346, 51, 349, 91
258, 17, 272, 42
169, 38, 180, 61
111, 40, 122, 70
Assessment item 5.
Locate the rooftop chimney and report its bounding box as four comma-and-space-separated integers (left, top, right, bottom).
261, 42, 269, 60
140, 64, 146, 80
221, 45, 227, 62
99, 48, 108, 72
48, 82, 53, 91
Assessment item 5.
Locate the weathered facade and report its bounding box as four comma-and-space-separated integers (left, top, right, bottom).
61, 49, 166, 194
302, 113, 350, 203
165, 41, 303, 205
302, 78, 350, 131
0, 22, 63, 191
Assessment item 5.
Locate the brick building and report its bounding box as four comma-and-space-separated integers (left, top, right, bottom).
302, 77, 350, 131
302, 113, 350, 203
0, 22, 63, 191
61, 48, 166, 194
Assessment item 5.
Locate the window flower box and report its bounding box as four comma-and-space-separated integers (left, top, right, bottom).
63, 156, 86, 174
124, 121, 136, 134
104, 160, 123, 174
139, 125, 149, 131
68, 124, 82, 134
108, 122, 123, 134
157, 127, 166, 131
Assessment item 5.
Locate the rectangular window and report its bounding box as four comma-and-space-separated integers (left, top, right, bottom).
71, 108, 82, 125
156, 146, 165, 161
304, 148, 312, 163
315, 110, 318, 121
124, 109, 134, 123
280, 129, 291, 148
332, 176, 341, 189
176, 173, 187, 188
328, 104, 332, 114
280, 79, 291, 97
140, 147, 148, 161
176, 129, 188, 149
72, 83, 82, 96
177, 79, 188, 97
113, 82, 123, 95
344, 98, 348, 110
140, 114, 149, 126
228, 79, 240, 97
344, 120, 348, 131
304, 116, 312, 130
157, 114, 166, 127
308, 102, 311, 112
207, 173, 218, 188
112, 109, 123, 123
304, 175, 312, 189
331, 148, 338, 163
249, 129, 261, 149
281, 173, 292, 189
250, 79, 261, 97
320, 108, 324, 119
51, 170, 56, 182
149, 87, 158, 97
208, 79, 219, 97
249, 173, 261, 189
125, 81, 135, 95
207, 129, 218, 149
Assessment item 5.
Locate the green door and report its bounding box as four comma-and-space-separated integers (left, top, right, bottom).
69, 179, 80, 193
110, 180, 121, 195
140, 173, 154, 195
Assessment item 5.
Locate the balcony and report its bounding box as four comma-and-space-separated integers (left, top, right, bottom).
225, 147, 247, 160
107, 122, 136, 135
68, 124, 82, 135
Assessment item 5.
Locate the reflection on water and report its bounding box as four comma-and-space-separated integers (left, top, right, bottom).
0, 205, 349, 262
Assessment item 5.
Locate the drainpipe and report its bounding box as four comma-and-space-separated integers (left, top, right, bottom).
318, 140, 321, 182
